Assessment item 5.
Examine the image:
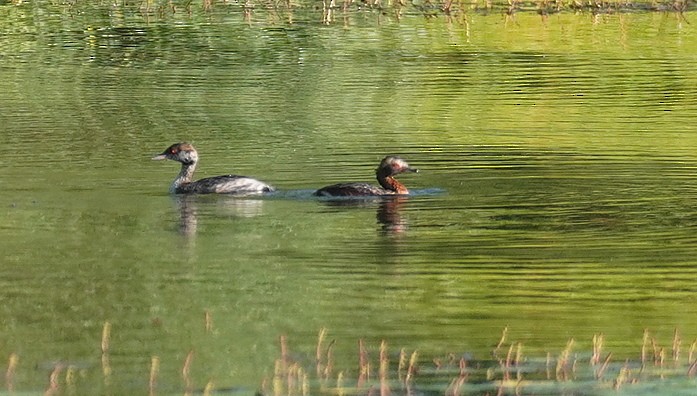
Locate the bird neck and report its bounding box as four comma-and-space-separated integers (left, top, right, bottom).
171, 161, 197, 193
377, 169, 408, 194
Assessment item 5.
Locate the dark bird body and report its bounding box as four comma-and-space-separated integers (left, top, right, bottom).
314, 156, 418, 197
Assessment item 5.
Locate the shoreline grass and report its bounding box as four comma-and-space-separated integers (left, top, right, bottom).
3, 318, 697, 394
260, 326, 697, 395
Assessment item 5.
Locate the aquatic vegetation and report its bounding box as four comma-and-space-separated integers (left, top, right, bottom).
259, 326, 697, 395
5, 319, 697, 394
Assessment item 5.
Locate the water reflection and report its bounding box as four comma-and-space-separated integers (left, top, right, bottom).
174, 195, 267, 238
175, 195, 198, 238
320, 196, 410, 236
175, 192, 409, 240
377, 196, 408, 235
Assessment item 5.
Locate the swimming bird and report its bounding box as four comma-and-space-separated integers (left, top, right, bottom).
314, 156, 418, 197
152, 142, 274, 195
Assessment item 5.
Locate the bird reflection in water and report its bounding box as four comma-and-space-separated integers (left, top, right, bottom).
377, 196, 409, 235
176, 195, 198, 239
174, 195, 267, 240
321, 196, 410, 236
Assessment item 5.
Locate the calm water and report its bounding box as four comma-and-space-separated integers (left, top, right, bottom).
2, 2, 697, 394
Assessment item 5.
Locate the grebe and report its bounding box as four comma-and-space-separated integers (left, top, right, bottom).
152, 142, 275, 195
314, 156, 418, 197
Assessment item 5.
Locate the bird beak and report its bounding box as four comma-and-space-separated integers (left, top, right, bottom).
152, 154, 167, 161
406, 167, 419, 173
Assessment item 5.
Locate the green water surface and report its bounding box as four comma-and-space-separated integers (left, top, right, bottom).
1, 2, 697, 394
